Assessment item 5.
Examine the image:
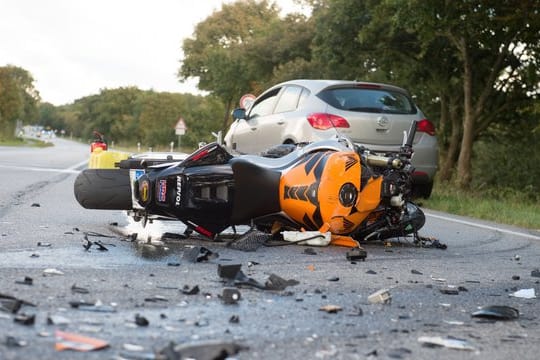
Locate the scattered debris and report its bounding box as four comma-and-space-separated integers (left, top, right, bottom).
15, 276, 33, 286
156, 340, 247, 360
47, 315, 72, 326
71, 284, 90, 294
221, 288, 241, 304
123, 343, 145, 352
418, 335, 475, 351
14, 313, 35, 325
229, 315, 240, 323
0, 293, 35, 313
366, 270, 377, 275
69, 300, 116, 313
531, 269, 540, 278
55, 330, 109, 352
346, 248, 367, 261
327, 276, 340, 282
135, 314, 149, 327
37, 241, 51, 247
439, 286, 460, 295
5, 336, 27, 348
181, 285, 200, 295
31, 203, 40, 207
368, 289, 392, 304
471, 305, 519, 320
509, 288, 536, 299
43, 268, 64, 276
183, 246, 218, 262
217, 264, 298, 291
411, 269, 423, 275
145, 295, 168, 303
319, 304, 342, 313
512, 275, 520, 280
304, 248, 317, 255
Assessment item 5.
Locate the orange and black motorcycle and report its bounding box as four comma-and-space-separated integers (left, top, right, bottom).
74, 121, 430, 256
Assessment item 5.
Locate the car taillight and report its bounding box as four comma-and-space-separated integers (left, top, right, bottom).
307, 113, 350, 130
417, 119, 436, 136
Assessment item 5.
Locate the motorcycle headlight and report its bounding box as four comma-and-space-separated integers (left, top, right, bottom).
339, 182, 358, 207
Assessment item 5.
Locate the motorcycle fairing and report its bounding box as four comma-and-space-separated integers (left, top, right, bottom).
229, 159, 281, 223
280, 151, 382, 235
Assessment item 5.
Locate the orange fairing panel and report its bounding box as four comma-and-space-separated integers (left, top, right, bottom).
280, 151, 382, 234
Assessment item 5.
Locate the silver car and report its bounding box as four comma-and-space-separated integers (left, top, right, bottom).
224, 79, 438, 198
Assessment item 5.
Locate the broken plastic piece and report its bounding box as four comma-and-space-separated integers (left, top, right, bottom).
346, 248, 367, 261
330, 234, 360, 248
183, 246, 218, 262
135, 314, 149, 327
368, 289, 392, 304
55, 330, 109, 352
281, 231, 331, 246
43, 268, 64, 276
156, 341, 247, 359
319, 304, 342, 313
14, 313, 35, 325
471, 305, 519, 320
15, 277, 33, 286
181, 285, 200, 295
222, 288, 241, 304
418, 336, 475, 351
509, 288, 536, 299
264, 274, 299, 291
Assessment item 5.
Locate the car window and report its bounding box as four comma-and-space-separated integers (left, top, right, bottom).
318, 87, 417, 114
274, 85, 303, 114
248, 88, 280, 119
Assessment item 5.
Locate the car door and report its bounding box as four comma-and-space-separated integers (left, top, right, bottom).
230, 87, 281, 154
253, 85, 304, 151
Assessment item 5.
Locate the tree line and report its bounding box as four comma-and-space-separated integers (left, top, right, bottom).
1, 0, 538, 195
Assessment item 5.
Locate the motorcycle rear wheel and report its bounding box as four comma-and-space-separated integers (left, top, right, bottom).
74, 169, 132, 210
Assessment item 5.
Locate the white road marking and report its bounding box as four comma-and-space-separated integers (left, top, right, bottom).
425, 211, 540, 241
0, 159, 88, 174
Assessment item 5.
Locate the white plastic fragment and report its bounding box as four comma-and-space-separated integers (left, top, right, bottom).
281, 231, 331, 246
43, 268, 64, 276
418, 336, 475, 350
509, 288, 536, 299
368, 288, 392, 304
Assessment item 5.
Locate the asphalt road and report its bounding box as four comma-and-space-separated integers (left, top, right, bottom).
1, 138, 540, 360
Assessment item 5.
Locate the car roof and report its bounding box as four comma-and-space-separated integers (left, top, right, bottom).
269, 79, 410, 96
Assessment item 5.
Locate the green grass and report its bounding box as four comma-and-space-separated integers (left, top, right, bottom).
0, 137, 54, 147
422, 183, 540, 230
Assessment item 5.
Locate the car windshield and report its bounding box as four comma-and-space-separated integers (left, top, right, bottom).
317, 87, 417, 115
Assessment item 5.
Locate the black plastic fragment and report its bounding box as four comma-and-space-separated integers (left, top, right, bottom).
472, 305, 519, 320
15, 277, 33, 286
182, 285, 200, 295
346, 248, 367, 261
222, 288, 241, 304
156, 341, 247, 360
531, 269, 540, 278
14, 313, 35, 325
135, 314, 149, 326
183, 246, 218, 262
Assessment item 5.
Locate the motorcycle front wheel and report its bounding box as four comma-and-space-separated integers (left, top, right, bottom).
74, 169, 132, 210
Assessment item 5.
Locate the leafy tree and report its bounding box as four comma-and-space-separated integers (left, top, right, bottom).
0, 65, 40, 140
310, 0, 540, 188
179, 0, 314, 130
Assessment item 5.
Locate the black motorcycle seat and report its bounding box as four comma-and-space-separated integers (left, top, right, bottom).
236, 139, 351, 170
230, 158, 281, 223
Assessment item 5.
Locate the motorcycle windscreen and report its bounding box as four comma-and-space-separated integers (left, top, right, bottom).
280, 151, 382, 234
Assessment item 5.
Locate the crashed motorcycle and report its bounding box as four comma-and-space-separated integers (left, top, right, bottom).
74, 121, 435, 258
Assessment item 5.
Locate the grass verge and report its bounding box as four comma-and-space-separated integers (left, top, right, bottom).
422, 183, 540, 230
0, 137, 54, 148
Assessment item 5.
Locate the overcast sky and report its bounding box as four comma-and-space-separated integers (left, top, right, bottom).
0, 0, 306, 105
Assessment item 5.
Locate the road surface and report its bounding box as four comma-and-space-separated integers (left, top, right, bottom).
1, 138, 539, 359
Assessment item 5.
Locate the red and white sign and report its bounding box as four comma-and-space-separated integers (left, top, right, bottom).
175, 117, 187, 135
239, 94, 256, 110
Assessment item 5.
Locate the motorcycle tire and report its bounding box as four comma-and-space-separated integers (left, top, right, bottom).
74, 169, 132, 210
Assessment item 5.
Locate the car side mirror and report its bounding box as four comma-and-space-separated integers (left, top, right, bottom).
232, 108, 246, 120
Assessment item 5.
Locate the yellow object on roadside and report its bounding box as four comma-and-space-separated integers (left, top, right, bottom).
88, 148, 129, 169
